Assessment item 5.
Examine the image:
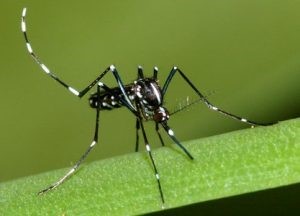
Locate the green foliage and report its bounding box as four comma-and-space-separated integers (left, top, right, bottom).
0, 118, 299, 215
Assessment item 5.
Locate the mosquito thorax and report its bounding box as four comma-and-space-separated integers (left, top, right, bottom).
133, 78, 162, 108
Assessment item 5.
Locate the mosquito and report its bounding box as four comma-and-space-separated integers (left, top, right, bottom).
21, 8, 273, 203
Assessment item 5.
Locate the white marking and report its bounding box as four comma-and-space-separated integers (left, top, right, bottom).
111, 96, 115, 100
26, 43, 33, 53
154, 66, 158, 71
137, 91, 142, 99
138, 65, 143, 69
41, 64, 50, 74
146, 144, 151, 152
211, 106, 218, 111
21, 20, 26, 32
90, 141, 96, 147
173, 66, 178, 70
68, 87, 79, 96
150, 82, 161, 104
168, 129, 174, 136
22, 8, 27, 17
111, 101, 117, 105
103, 102, 113, 108
98, 82, 104, 87
155, 174, 160, 179
241, 118, 247, 122
110, 65, 116, 71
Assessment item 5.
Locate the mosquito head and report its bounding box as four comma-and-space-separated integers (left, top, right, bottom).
153, 107, 170, 123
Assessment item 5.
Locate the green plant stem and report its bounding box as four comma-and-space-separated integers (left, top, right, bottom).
0, 118, 299, 215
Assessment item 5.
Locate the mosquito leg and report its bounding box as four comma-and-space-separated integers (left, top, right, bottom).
153, 66, 158, 80
38, 85, 101, 195
21, 8, 136, 114
21, 8, 80, 96
137, 65, 144, 79
160, 122, 193, 160
135, 118, 140, 152
162, 66, 274, 126
139, 118, 165, 203
155, 123, 165, 147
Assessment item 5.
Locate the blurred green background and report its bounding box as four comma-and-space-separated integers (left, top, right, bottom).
0, 0, 299, 191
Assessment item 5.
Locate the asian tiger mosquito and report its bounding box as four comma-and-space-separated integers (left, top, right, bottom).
21, 8, 273, 203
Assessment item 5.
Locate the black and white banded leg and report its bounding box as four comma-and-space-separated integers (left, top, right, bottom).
135, 120, 165, 152
22, 7, 139, 193
21, 8, 136, 114
162, 67, 273, 126
138, 118, 165, 203
160, 122, 194, 160
38, 84, 101, 195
